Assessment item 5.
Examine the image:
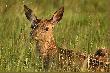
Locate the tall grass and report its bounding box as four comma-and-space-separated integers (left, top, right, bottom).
0, 0, 110, 72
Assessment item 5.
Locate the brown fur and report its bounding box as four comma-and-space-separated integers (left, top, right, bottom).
82, 48, 110, 72
24, 5, 86, 72
88, 49, 110, 72
24, 5, 110, 72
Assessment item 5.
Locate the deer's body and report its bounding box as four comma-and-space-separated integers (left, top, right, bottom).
24, 5, 78, 71
24, 5, 110, 72
82, 48, 110, 72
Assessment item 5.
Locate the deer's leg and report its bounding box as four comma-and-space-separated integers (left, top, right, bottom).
57, 48, 66, 71
68, 50, 76, 71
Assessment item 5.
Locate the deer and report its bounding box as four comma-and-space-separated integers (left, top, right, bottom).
82, 48, 110, 72
24, 5, 110, 72
24, 5, 87, 72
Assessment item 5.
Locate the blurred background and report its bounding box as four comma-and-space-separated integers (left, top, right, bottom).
0, 0, 110, 72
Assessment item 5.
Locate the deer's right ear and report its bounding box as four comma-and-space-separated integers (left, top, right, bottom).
50, 6, 64, 24
24, 5, 40, 23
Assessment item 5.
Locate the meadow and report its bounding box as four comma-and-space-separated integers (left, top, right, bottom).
0, 0, 110, 72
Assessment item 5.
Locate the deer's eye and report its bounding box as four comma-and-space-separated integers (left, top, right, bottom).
45, 27, 49, 31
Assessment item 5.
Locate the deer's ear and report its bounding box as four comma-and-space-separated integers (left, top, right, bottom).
24, 5, 40, 23
50, 6, 64, 24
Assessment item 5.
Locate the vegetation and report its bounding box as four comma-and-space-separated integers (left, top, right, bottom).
0, 0, 110, 72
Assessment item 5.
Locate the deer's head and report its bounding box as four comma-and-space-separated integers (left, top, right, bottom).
24, 5, 64, 56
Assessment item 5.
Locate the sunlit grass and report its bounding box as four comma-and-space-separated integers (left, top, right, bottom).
0, 0, 110, 72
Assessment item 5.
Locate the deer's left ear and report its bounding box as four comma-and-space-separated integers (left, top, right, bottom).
50, 6, 64, 24
24, 5, 40, 23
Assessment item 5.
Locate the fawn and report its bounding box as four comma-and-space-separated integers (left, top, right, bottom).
89, 48, 110, 72
82, 48, 110, 72
24, 5, 110, 72
24, 5, 86, 72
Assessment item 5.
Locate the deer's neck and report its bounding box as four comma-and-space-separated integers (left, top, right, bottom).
36, 37, 57, 57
